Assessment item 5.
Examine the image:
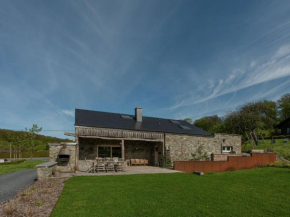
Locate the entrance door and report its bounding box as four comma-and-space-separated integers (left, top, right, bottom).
154, 146, 159, 166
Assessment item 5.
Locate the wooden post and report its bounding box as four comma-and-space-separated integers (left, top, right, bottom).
121, 140, 125, 159
9, 142, 11, 161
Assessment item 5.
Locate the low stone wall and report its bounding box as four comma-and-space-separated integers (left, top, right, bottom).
36, 162, 57, 179
212, 154, 228, 161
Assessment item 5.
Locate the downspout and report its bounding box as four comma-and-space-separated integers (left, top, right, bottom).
75, 135, 78, 174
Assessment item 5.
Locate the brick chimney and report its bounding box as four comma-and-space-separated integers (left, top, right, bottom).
135, 108, 142, 122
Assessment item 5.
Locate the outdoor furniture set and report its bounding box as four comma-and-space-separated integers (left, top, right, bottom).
87, 157, 126, 173
130, 159, 149, 166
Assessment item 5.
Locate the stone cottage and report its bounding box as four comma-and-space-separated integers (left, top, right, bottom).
50, 108, 241, 171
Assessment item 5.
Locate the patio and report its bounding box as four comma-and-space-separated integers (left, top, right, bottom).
71, 166, 182, 177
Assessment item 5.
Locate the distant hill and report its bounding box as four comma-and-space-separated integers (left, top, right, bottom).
0, 129, 73, 151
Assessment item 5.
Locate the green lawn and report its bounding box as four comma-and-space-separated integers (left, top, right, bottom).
51, 167, 290, 217
243, 139, 290, 160
0, 160, 44, 175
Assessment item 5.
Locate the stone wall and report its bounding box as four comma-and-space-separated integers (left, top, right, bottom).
212, 154, 228, 161
49, 143, 77, 172
124, 140, 162, 165
165, 133, 241, 162
36, 162, 57, 179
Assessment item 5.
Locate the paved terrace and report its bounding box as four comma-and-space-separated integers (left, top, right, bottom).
74, 166, 182, 176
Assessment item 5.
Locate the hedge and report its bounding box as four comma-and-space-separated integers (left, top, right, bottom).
0, 150, 49, 158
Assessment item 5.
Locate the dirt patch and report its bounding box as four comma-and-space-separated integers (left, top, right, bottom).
0, 178, 67, 217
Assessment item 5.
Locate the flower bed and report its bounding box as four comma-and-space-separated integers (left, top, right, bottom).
0, 178, 67, 217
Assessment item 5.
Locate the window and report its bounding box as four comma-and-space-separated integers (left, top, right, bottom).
98, 146, 111, 158
170, 120, 181, 124
98, 146, 122, 158
121, 115, 133, 120
287, 128, 290, 134
179, 125, 191, 130
222, 146, 232, 153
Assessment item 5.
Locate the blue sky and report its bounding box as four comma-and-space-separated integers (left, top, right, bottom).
1, 0, 290, 138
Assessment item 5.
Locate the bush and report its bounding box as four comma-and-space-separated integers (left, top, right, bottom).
268, 161, 290, 168
191, 145, 210, 161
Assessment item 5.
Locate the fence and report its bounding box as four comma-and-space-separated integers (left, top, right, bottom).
174, 153, 277, 174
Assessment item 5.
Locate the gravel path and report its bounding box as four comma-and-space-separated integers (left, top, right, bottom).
0, 169, 37, 203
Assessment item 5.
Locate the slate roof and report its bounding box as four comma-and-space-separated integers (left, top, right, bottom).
75, 109, 212, 137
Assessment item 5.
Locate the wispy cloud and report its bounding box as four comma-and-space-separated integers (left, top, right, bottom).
153, 44, 290, 115
1, 1, 290, 137
62, 110, 74, 117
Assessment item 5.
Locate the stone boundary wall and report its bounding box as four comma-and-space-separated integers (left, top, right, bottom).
36, 162, 57, 179
165, 133, 241, 162
212, 154, 228, 161
174, 153, 277, 174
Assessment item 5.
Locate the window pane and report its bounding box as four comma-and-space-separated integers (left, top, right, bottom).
98, 147, 111, 158
112, 147, 122, 158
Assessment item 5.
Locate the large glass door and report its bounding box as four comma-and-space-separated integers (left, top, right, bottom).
112, 147, 122, 158
98, 146, 111, 158
98, 146, 122, 158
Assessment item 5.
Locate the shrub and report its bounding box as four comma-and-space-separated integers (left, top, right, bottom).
268, 161, 290, 168
4, 202, 15, 216
35, 201, 43, 207
191, 145, 210, 161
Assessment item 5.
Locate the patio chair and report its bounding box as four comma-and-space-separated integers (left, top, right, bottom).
95, 160, 106, 173
136, 159, 140, 165
113, 157, 119, 163
144, 159, 149, 165
116, 160, 126, 172
86, 159, 95, 173
131, 159, 136, 166
105, 157, 112, 162
106, 161, 115, 172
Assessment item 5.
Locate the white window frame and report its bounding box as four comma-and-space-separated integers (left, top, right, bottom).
222, 146, 232, 153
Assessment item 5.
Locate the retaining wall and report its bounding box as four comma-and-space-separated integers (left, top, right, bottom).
174, 153, 276, 174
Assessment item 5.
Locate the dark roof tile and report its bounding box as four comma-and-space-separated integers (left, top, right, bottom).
75, 109, 212, 137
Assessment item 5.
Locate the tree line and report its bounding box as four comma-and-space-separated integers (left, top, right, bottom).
185, 93, 290, 145
6, 124, 42, 166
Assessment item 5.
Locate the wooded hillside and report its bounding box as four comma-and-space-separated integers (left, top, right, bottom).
0, 129, 72, 151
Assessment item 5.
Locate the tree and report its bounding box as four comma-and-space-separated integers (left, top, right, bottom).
24, 124, 42, 167
184, 118, 193, 124
277, 93, 290, 120
224, 100, 277, 145
194, 115, 223, 133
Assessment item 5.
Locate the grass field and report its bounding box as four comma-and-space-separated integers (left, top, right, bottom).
0, 160, 44, 175
243, 139, 290, 160
51, 167, 290, 217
